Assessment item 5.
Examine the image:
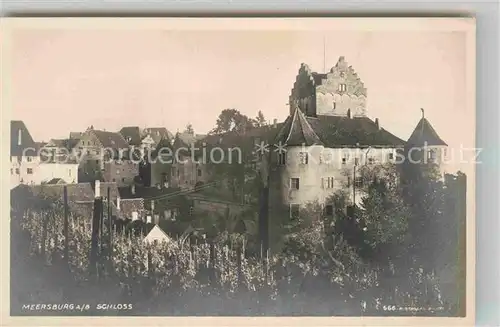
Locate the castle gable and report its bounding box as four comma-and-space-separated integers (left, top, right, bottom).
288, 63, 318, 116
289, 57, 368, 118
315, 56, 367, 117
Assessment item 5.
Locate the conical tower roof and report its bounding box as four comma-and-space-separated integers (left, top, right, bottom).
407, 109, 447, 146
275, 108, 323, 146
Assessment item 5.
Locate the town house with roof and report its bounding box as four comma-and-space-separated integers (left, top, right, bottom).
10, 121, 79, 188
74, 126, 139, 187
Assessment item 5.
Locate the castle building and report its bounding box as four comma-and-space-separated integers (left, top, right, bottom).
406, 109, 449, 179
289, 56, 367, 118
266, 57, 406, 217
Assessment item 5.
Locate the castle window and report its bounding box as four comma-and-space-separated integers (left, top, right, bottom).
347, 176, 352, 187
197, 169, 202, 177
368, 157, 375, 165
342, 158, 347, 164
298, 152, 308, 164
340, 72, 345, 78
278, 152, 286, 165
388, 153, 394, 160
324, 177, 335, 189
355, 177, 363, 188
338, 84, 347, 92
26, 156, 32, 162
10, 168, 13, 175
427, 149, 436, 161
333, 102, 337, 110
290, 178, 300, 190
16, 168, 20, 175
27, 168, 33, 174
324, 205, 334, 216
290, 204, 300, 219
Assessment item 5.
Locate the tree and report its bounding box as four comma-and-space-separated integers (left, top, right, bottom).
184, 123, 194, 134
210, 109, 256, 135
358, 176, 411, 262
255, 110, 266, 127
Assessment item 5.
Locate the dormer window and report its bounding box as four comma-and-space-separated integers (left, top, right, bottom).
17, 130, 22, 146
298, 152, 309, 165
278, 152, 286, 165
340, 72, 345, 78
338, 84, 347, 92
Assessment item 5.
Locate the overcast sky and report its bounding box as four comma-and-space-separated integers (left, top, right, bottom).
10, 25, 472, 164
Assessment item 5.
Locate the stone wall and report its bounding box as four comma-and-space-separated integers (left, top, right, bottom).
103, 160, 138, 187
270, 145, 400, 209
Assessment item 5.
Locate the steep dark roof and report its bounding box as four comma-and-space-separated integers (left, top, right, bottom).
275, 108, 324, 146
69, 132, 83, 140
407, 117, 447, 147
119, 126, 142, 146
202, 113, 404, 150
47, 178, 66, 185
151, 137, 173, 159
91, 130, 129, 149
11, 121, 37, 157
306, 115, 405, 148
43, 138, 79, 154
143, 127, 174, 145
173, 132, 206, 149
202, 124, 281, 148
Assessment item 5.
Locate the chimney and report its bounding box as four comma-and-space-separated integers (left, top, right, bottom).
95, 180, 101, 198
347, 109, 352, 119
131, 184, 136, 195
117, 196, 121, 210
273, 119, 278, 128
146, 215, 152, 224
375, 118, 380, 130
18, 129, 22, 146
132, 211, 138, 221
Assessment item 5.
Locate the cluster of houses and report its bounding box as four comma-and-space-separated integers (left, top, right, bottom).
10, 56, 450, 239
